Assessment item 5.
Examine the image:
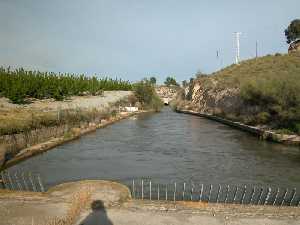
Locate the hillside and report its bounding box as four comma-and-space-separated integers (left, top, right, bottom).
176, 52, 300, 134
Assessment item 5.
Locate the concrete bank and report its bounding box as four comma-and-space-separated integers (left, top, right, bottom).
0, 180, 299, 225
176, 109, 300, 145
1, 110, 147, 170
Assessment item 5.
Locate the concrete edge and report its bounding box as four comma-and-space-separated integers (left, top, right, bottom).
1, 111, 147, 171
176, 109, 300, 145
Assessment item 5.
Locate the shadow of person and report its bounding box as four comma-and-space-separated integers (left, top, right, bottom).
79, 200, 113, 225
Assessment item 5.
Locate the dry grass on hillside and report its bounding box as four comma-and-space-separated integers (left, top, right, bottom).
192, 52, 300, 133
209, 52, 300, 90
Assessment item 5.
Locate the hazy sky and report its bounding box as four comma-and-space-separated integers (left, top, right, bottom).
1, 0, 299, 83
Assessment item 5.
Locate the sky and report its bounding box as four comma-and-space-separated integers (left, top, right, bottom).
0, 0, 299, 83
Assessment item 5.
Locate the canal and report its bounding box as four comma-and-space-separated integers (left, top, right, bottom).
9, 107, 300, 190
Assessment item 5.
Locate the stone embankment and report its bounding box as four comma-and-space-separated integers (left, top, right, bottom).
0, 180, 299, 225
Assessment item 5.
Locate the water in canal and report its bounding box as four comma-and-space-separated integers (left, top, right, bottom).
9, 107, 300, 189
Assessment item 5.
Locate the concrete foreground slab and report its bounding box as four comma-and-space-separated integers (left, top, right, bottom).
0, 180, 299, 225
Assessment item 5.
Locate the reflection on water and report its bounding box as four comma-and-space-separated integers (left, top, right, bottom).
10, 107, 300, 189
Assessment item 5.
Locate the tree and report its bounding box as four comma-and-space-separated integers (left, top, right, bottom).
182, 80, 188, 87
164, 76, 178, 86
149, 77, 156, 85
285, 19, 300, 44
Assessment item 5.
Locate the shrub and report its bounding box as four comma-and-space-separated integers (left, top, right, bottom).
133, 79, 163, 111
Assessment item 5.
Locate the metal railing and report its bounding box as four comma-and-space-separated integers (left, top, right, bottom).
130, 179, 300, 207
0, 170, 45, 192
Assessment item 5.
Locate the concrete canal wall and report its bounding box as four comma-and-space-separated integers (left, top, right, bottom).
177, 109, 300, 145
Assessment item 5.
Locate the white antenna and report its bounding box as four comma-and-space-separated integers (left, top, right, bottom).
234, 32, 242, 64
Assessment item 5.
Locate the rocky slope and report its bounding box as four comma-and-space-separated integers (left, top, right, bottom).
175, 52, 300, 134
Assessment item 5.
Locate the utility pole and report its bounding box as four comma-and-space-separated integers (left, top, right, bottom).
234, 32, 242, 64
256, 41, 258, 58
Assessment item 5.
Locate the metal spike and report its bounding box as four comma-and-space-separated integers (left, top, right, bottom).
0, 172, 6, 189
165, 184, 168, 201
208, 184, 213, 202
280, 189, 288, 206
273, 188, 280, 206
7, 171, 14, 190
37, 174, 45, 192
224, 185, 230, 203
132, 180, 135, 199
149, 180, 152, 201
264, 187, 272, 205
199, 184, 204, 202
257, 188, 264, 205
182, 182, 186, 200
233, 186, 238, 203
289, 188, 296, 206
174, 182, 176, 202
14, 172, 22, 190
216, 185, 221, 203
28, 172, 36, 192
191, 183, 194, 201
249, 187, 255, 204
141, 180, 144, 200
241, 185, 247, 204
22, 172, 29, 191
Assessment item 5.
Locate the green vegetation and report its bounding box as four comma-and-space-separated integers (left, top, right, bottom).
285, 19, 300, 44
206, 52, 300, 134
164, 76, 179, 86
133, 79, 163, 111
0, 67, 132, 104
149, 77, 157, 85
